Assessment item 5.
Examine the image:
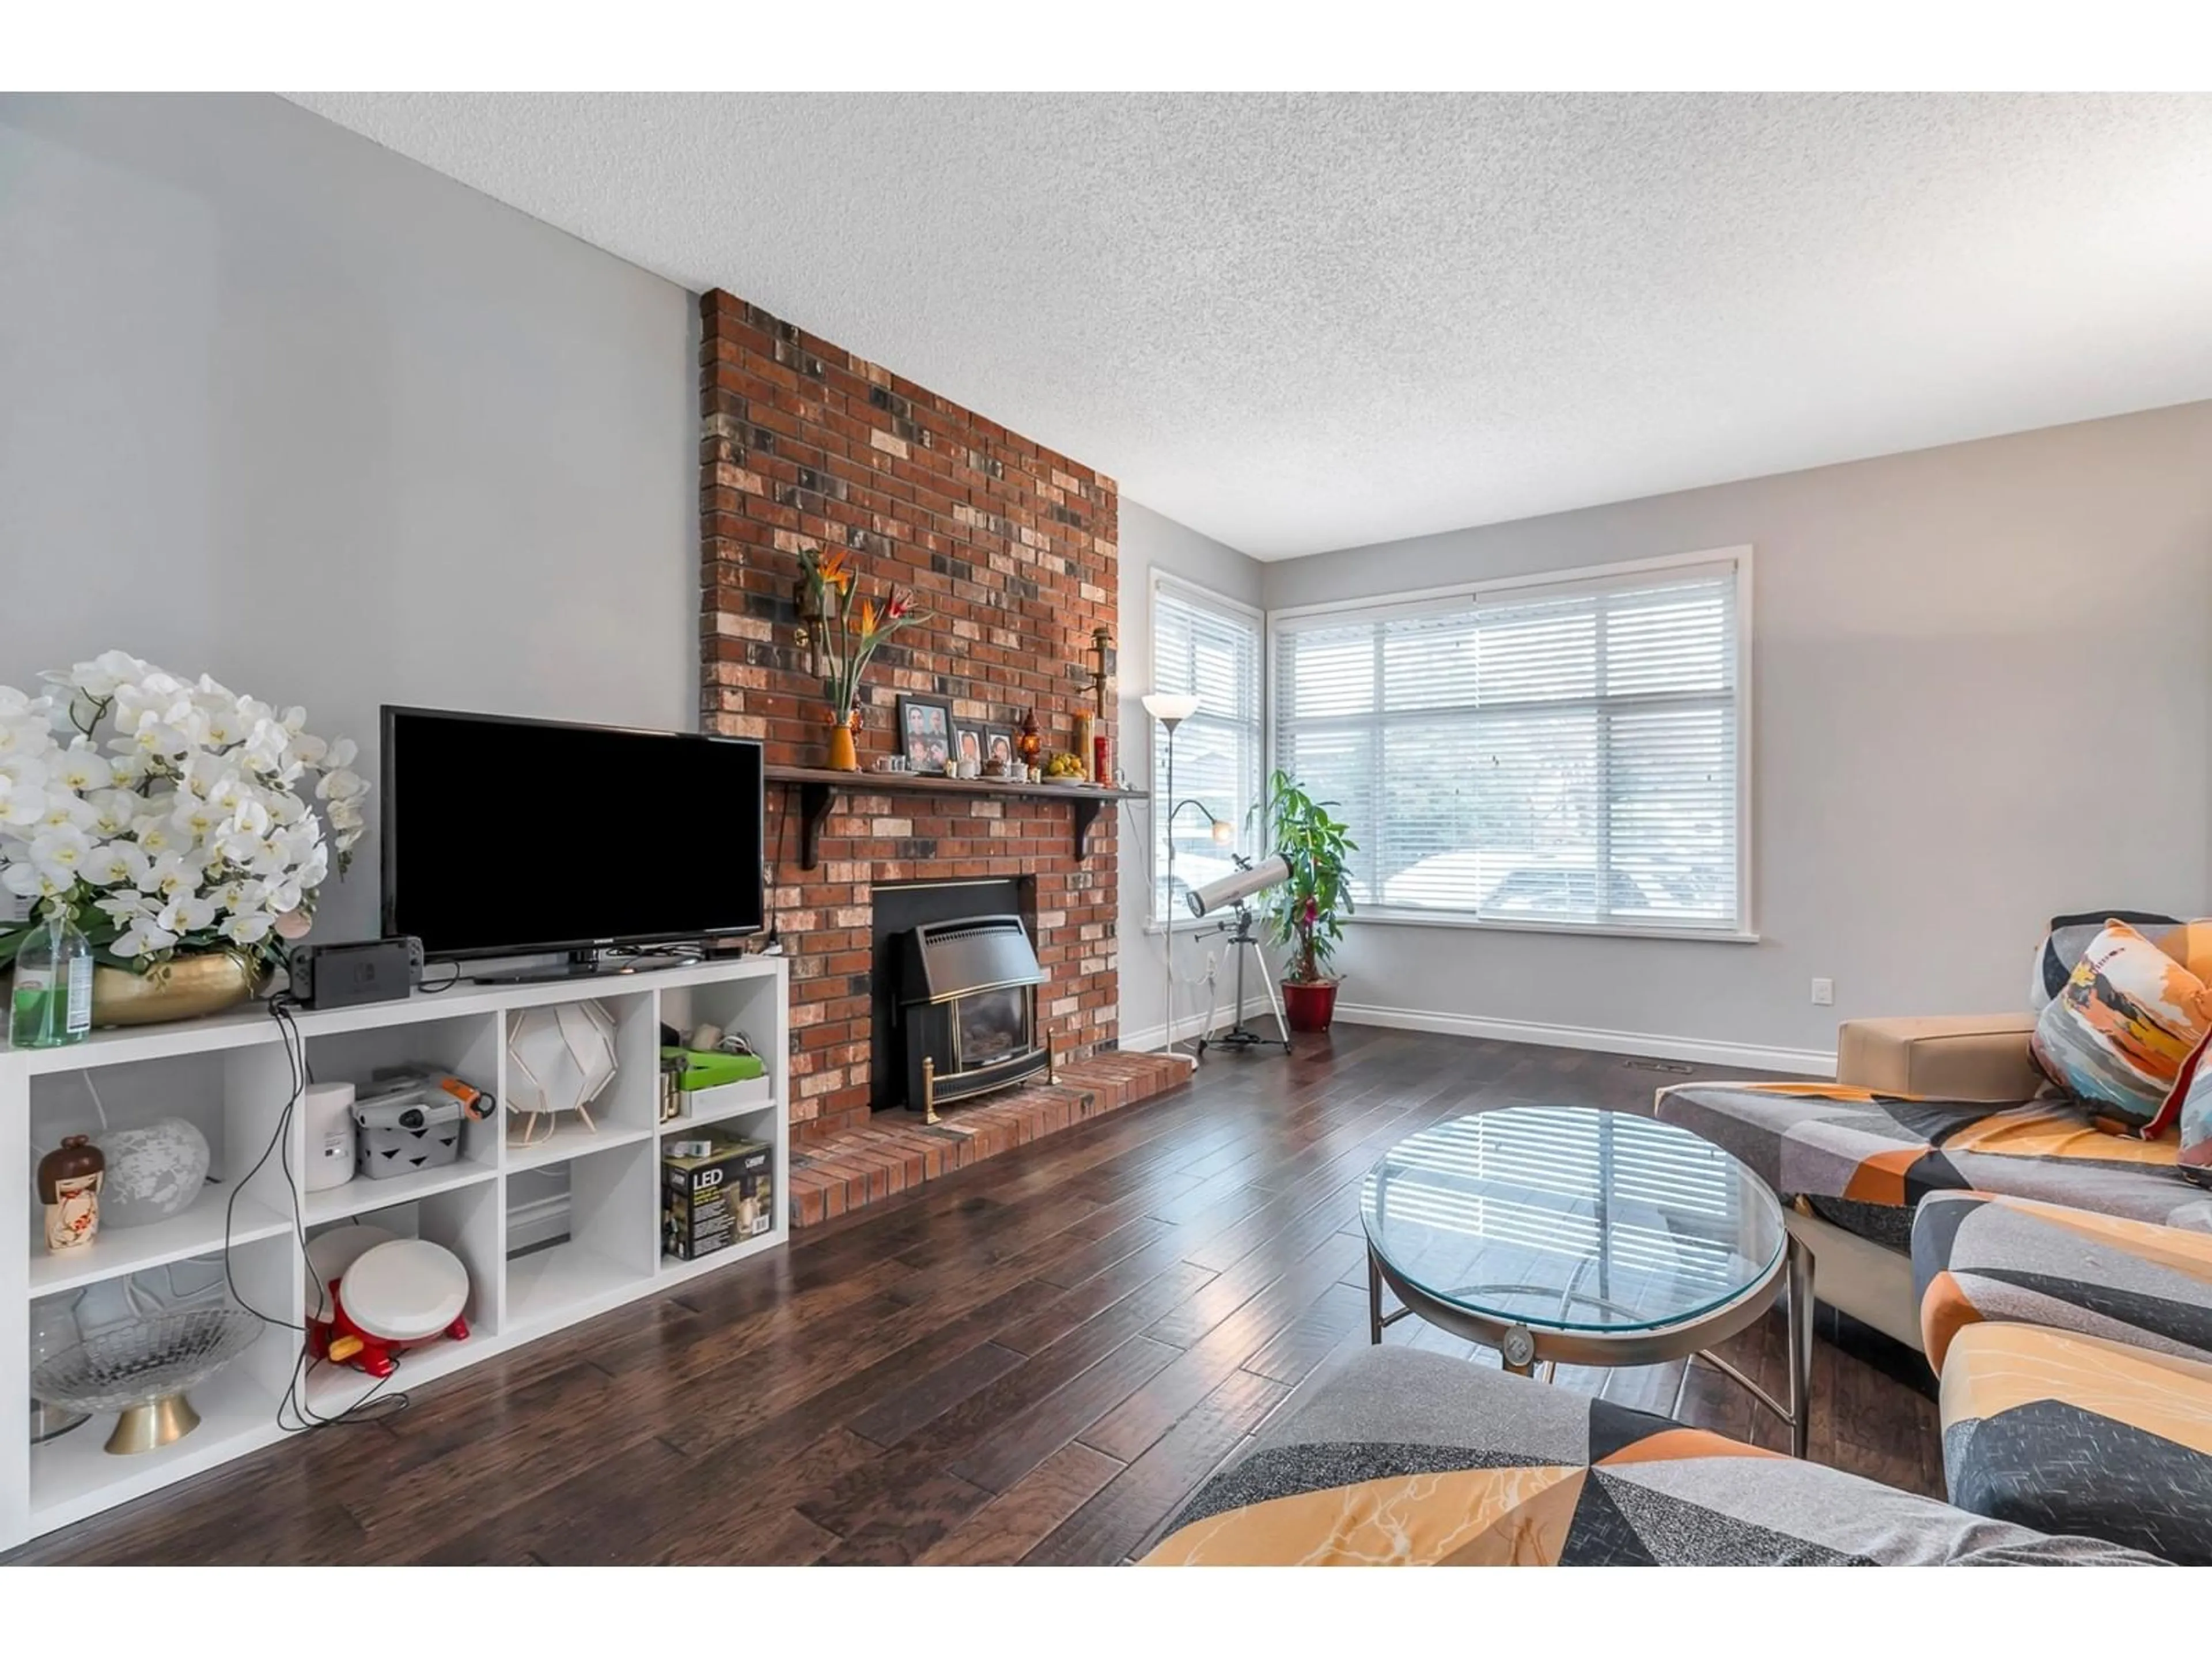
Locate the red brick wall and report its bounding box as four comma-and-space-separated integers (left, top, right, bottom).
698, 290, 1121, 1141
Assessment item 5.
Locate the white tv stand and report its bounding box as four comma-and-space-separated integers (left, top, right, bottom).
0, 955, 789, 1551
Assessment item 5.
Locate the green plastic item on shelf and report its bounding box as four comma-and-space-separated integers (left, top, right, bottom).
661, 1046, 768, 1091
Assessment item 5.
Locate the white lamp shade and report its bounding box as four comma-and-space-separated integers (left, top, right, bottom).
507, 1000, 620, 1118
1142, 692, 1199, 724
94, 1116, 213, 1228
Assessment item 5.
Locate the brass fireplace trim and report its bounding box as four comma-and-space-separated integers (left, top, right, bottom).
917, 974, 1044, 1007
915, 1038, 1059, 1128
930, 1050, 1044, 1090
874, 878, 1013, 893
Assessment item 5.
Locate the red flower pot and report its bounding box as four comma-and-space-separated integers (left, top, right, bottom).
1281, 980, 1338, 1034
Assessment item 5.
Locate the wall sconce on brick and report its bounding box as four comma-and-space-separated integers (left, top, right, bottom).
1088, 625, 1116, 717
793, 574, 833, 680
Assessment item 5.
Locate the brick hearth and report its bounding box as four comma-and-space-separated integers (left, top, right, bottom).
697, 288, 1141, 1223
786, 1051, 1190, 1229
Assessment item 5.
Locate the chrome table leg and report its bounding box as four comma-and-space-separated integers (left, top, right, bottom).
1368, 1244, 1383, 1345
1786, 1233, 1815, 1459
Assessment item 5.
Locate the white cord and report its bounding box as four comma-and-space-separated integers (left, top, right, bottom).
81, 1071, 110, 1131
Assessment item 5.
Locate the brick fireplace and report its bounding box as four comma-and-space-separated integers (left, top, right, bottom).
697, 289, 1169, 1188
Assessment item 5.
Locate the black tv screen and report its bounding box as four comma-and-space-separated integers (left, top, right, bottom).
381, 706, 766, 960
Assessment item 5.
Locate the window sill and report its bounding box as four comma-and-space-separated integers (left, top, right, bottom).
1342, 909, 1759, 944
1141, 912, 1756, 945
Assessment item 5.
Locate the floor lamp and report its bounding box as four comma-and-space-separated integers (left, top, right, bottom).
1142, 691, 1200, 1067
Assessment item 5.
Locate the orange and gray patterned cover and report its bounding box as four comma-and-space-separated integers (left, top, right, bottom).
1942, 1322, 2212, 1564
1913, 1191, 2212, 1371
1140, 1346, 2156, 1566
2028, 921, 2212, 1131
1654, 1081, 2205, 1249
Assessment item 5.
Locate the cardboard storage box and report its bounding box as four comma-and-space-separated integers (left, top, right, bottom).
662, 1134, 773, 1260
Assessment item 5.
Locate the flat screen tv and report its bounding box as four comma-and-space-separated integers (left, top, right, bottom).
381, 706, 766, 961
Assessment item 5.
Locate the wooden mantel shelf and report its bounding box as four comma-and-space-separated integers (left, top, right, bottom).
765, 764, 1147, 869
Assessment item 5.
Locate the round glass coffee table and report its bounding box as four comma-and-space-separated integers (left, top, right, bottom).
1361, 1106, 1813, 1456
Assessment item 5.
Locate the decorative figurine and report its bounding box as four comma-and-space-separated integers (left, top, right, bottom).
38, 1135, 105, 1253
1018, 709, 1043, 770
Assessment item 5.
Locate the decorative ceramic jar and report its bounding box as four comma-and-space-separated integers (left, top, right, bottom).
92, 955, 264, 1028
825, 713, 859, 772
37, 1137, 105, 1252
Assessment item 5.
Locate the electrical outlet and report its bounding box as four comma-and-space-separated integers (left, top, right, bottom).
1810, 978, 1834, 1006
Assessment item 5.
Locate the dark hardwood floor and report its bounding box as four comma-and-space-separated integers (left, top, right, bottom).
9, 1027, 1944, 1566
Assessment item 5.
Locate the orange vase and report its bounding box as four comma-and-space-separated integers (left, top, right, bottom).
826, 722, 858, 771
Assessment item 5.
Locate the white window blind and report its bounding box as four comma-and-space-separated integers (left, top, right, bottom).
1150, 576, 1263, 922
1271, 555, 1747, 933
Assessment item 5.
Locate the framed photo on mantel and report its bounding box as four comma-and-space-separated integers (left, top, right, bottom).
950, 723, 984, 770
897, 695, 954, 773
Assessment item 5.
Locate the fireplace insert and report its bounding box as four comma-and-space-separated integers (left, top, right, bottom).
896, 915, 1052, 1122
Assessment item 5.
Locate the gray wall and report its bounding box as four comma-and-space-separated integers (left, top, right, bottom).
1114, 499, 1267, 1047
1263, 400, 2212, 1062
0, 94, 698, 941
12, 96, 2207, 1072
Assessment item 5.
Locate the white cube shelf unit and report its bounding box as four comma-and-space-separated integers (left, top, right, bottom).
0, 955, 787, 1551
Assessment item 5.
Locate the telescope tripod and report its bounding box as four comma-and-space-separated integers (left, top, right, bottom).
1197, 903, 1293, 1057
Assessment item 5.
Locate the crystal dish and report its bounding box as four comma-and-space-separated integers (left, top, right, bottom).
30, 1305, 261, 1455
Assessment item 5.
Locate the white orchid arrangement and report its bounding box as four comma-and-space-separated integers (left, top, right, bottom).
0, 651, 367, 974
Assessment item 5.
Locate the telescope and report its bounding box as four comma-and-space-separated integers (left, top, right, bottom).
1179, 854, 1295, 1059
1185, 854, 1290, 918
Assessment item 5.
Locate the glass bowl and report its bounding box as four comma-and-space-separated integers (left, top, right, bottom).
30, 1305, 261, 1455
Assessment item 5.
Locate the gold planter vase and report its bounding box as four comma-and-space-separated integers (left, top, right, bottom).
92, 955, 266, 1028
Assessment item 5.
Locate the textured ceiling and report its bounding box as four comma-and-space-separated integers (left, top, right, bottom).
284, 92, 2212, 559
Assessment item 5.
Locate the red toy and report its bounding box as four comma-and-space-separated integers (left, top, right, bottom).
308, 1275, 470, 1377
304, 1229, 472, 1377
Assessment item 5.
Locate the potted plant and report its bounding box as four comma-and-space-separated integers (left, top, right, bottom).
1, 651, 366, 1030
1251, 767, 1355, 1033
796, 548, 922, 770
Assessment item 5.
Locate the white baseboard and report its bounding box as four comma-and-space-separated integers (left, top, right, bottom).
1118, 995, 1283, 1058
1330, 1000, 1836, 1077
506, 1190, 572, 1253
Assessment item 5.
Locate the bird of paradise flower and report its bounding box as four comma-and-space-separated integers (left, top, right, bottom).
797, 546, 925, 732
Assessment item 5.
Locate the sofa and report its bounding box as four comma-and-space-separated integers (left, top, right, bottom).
1654, 1013, 2207, 1351
1642, 995, 2212, 1562
1139, 1180, 2212, 1566
1139, 1345, 2157, 1565
1914, 1189, 2212, 1562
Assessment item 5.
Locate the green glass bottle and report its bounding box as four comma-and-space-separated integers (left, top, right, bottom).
10, 905, 93, 1048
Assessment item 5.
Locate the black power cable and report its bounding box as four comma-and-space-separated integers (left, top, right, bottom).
221, 993, 412, 1431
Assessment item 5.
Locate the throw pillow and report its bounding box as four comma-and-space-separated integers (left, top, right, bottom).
2171, 1033, 2212, 1186
2028, 919, 2212, 1133
2160, 919, 2212, 982
2028, 910, 2180, 1011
